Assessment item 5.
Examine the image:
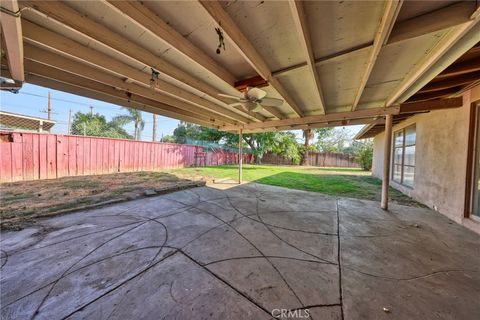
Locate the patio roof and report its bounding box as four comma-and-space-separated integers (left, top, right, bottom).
1, 1, 479, 132
0, 110, 55, 131
355, 42, 480, 140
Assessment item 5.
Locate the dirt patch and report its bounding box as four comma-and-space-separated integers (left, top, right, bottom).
0, 171, 203, 230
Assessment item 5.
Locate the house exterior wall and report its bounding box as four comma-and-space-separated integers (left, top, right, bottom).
372, 88, 480, 234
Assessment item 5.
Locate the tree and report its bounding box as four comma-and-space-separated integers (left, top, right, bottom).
355, 140, 374, 171
315, 127, 353, 153
300, 129, 314, 165
112, 108, 145, 140
160, 135, 176, 143
70, 111, 132, 139
173, 122, 224, 144
171, 122, 302, 164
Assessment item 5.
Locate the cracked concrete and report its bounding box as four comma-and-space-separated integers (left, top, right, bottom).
1, 183, 479, 319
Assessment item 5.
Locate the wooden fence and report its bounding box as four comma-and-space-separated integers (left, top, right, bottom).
262, 152, 359, 168
0, 131, 252, 183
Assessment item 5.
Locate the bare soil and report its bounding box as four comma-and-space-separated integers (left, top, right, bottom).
0, 171, 198, 229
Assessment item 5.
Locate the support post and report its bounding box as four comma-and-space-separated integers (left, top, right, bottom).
381, 114, 393, 210
152, 114, 157, 142
238, 129, 243, 184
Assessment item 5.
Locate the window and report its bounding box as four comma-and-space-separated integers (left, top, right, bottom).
392, 125, 416, 187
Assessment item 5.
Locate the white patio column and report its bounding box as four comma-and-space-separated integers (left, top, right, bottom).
381, 114, 393, 210
238, 129, 243, 184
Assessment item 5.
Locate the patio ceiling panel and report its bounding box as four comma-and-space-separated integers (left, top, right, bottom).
317, 48, 371, 113
357, 30, 451, 109
1, 0, 478, 133
138, 1, 256, 81
275, 68, 323, 116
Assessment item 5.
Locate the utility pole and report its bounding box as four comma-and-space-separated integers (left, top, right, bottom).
67, 109, 72, 134
47, 92, 52, 120
152, 114, 157, 142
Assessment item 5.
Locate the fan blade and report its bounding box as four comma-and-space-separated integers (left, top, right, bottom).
247, 87, 267, 100
251, 102, 263, 113
260, 97, 284, 107
218, 93, 241, 100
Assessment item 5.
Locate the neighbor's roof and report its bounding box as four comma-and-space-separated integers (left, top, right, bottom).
0, 111, 56, 131
1, 1, 479, 133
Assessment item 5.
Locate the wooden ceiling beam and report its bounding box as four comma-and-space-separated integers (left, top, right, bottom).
26, 74, 219, 129
234, 75, 268, 92
387, 1, 478, 44
21, 20, 258, 124
221, 107, 400, 131
351, 0, 402, 111
105, 0, 236, 86
21, 60, 227, 127
244, 117, 382, 133
0, 0, 24, 82
399, 97, 463, 113
18, 1, 239, 109
386, 17, 480, 106
288, 0, 325, 114
408, 87, 459, 102
199, 0, 303, 118
272, 2, 477, 79
436, 57, 480, 79
23, 45, 238, 125
418, 71, 480, 93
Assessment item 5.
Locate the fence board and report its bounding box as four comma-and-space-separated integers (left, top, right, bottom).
0, 131, 249, 183
0, 142, 12, 182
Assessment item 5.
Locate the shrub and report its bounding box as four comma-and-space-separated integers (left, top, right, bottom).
356, 141, 373, 171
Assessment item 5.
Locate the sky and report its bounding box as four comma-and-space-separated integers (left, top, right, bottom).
0, 83, 363, 142
0, 83, 179, 141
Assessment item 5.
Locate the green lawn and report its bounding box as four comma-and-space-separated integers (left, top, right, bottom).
173, 165, 419, 206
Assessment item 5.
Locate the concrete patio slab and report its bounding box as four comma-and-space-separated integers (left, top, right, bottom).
1, 183, 479, 319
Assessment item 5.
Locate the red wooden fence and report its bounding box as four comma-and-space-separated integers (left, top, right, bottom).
262, 151, 359, 168
0, 131, 252, 183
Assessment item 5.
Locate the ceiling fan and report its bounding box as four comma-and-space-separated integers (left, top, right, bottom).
218, 87, 284, 113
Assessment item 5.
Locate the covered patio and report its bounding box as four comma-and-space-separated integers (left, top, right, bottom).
1, 183, 479, 319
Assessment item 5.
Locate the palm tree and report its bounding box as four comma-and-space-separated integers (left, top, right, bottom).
112, 108, 145, 140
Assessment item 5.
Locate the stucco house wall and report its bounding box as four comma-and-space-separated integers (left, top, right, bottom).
371, 88, 480, 234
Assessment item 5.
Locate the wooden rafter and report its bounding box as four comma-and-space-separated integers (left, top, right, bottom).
198, 0, 304, 118
105, 0, 236, 85
23, 45, 239, 125
27, 74, 219, 128
221, 107, 400, 131
288, 0, 325, 114
0, 0, 24, 82
436, 57, 480, 79
399, 97, 463, 113
408, 88, 459, 102
20, 20, 258, 124
351, 0, 402, 111
387, 1, 477, 44
272, 2, 477, 80
418, 71, 480, 93
18, 0, 256, 118
386, 16, 480, 106
18, 62, 226, 128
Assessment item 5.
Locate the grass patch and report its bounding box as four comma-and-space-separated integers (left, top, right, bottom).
173, 164, 419, 206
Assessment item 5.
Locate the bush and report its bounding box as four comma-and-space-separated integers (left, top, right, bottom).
356, 141, 373, 171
